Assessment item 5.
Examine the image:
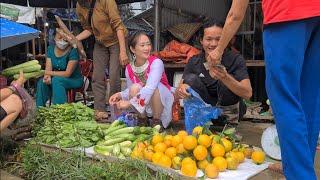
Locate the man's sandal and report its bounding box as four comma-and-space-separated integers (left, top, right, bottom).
268, 163, 283, 174
94, 111, 111, 123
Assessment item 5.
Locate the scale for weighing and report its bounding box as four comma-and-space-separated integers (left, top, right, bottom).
261, 125, 282, 160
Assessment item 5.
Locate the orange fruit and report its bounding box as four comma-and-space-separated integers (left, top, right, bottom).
212, 157, 227, 172
177, 130, 188, 139
198, 134, 212, 148
193, 145, 208, 161
151, 134, 164, 146
205, 164, 219, 178
171, 135, 182, 147
183, 135, 197, 150
211, 140, 217, 147
226, 156, 239, 170
221, 138, 233, 152
172, 156, 182, 170
225, 152, 239, 163
154, 142, 167, 153
251, 150, 265, 164
197, 159, 209, 170
176, 143, 186, 154
143, 148, 154, 161
164, 140, 171, 147
158, 155, 172, 168
235, 151, 245, 163
192, 126, 203, 135
211, 144, 225, 157
181, 157, 196, 167
243, 147, 254, 159
164, 135, 173, 147
209, 134, 214, 140
131, 148, 143, 159
181, 161, 197, 177
147, 145, 154, 151
165, 147, 177, 159
152, 152, 164, 163
164, 135, 173, 140
137, 142, 147, 149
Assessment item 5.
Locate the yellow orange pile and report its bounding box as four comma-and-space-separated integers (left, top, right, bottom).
131, 126, 266, 178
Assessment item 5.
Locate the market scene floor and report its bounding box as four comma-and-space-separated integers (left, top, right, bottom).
1, 120, 319, 179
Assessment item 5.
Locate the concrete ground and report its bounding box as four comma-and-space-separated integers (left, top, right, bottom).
0, 170, 22, 180
237, 121, 320, 180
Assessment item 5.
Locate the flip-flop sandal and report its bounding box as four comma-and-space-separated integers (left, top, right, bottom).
95, 111, 111, 123
268, 163, 283, 174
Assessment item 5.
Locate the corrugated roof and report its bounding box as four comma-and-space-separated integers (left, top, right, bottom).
126, 0, 232, 31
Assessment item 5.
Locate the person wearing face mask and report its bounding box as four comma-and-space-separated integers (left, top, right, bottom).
109, 31, 175, 128
36, 29, 83, 107
176, 19, 252, 126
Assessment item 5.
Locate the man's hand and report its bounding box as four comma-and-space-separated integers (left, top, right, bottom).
209, 65, 228, 80
119, 51, 129, 66
208, 48, 224, 65
109, 92, 122, 105
16, 71, 26, 87
43, 75, 51, 85
116, 100, 131, 110
176, 83, 190, 99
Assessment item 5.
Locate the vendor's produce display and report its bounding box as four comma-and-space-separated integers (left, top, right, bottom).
33, 103, 104, 148
29, 104, 267, 179
1, 60, 44, 79
94, 120, 161, 158
130, 125, 266, 179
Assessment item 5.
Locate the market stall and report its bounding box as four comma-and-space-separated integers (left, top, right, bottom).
0, 1, 277, 179
9, 102, 269, 180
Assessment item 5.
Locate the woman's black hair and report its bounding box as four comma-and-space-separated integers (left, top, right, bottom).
128, 31, 150, 53
199, 19, 225, 39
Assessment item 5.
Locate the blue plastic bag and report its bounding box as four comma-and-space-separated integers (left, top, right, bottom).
117, 113, 138, 127
183, 87, 222, 134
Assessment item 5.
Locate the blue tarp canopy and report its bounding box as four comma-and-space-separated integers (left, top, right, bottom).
0, 18, 39, 50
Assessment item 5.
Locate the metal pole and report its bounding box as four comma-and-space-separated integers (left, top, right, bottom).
68, 0, 72, 30
32, 39, 36, 58
252, 0, 257, 60
154, 0, 161, 51
43, 8, 48, 58
35, 7, 42, 54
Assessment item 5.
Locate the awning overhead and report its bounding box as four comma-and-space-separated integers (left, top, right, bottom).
0, 18, 39, 50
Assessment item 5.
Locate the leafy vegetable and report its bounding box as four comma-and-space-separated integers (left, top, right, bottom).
33, 103, 103, 148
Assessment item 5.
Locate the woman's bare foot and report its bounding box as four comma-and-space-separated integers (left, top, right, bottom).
268, 162, 283, 174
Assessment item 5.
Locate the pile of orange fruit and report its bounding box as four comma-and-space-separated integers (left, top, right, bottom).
131, 126, 266, 178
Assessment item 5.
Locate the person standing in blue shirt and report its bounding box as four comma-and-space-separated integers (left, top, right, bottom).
36, 29, 83, 107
